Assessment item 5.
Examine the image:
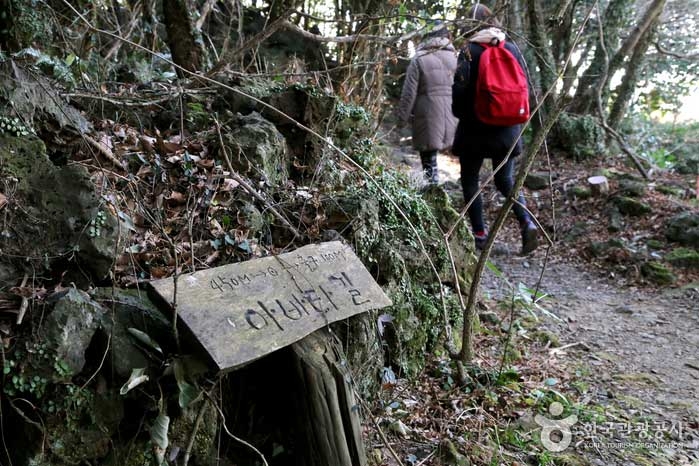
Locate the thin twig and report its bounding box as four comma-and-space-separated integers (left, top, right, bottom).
183, 397, 210, 466
205, 392, 269, 466
84, 134, 126, 170
416, 449, 437, 466
652, 41, 699, 60
357, 395, 406, 466
550, 341, 590, 355
195, 0, 218, 30
80, 333, 111, 390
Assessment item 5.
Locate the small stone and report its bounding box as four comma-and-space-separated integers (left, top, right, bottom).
569, 186, 592, 199
614, 305, 634, 315
607, 207, 624, 232
438, 439, 470, 466
524, 172, 550, 190
618, 179, 647, 197
666, 212, 699, 246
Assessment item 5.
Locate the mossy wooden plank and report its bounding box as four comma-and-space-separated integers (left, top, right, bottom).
150, 241, 391, 372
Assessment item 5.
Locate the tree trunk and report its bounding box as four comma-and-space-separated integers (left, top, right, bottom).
570, 0, 633, 114
163, 0, 203, 74
526, 0, 557, 121
608, 22, 659, 129
220, 327, 369, 466
291, 329, 367, 466
602, 0, 666, 104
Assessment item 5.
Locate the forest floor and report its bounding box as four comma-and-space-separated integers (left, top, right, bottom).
371, 134, 699, 466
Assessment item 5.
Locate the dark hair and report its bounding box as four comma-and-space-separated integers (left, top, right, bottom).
466, 4, 501, 28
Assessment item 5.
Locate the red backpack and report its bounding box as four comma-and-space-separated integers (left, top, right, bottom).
474, 41, 530, 126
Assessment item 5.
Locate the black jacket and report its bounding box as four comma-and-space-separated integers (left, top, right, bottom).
451, 40, 529, 159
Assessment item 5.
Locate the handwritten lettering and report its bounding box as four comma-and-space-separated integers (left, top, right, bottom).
220, 273, 373, 332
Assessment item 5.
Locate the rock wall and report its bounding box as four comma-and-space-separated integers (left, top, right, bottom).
1, 77, 475, 465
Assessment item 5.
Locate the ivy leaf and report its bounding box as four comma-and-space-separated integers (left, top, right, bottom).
173, 358, 201, 409
120, 367, 149, 395
127, 328, 163, 354
151, 413, 170, 466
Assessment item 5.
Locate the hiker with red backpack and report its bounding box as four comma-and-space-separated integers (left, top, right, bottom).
451, 4, 538, 255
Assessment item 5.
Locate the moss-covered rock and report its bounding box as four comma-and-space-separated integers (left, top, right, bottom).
666, 212, 699, 247
569, 186, 592, 199
554, 112, 605, 160
215, 112, 288, 185
42, 289, 106, 380
607, 206, 624, 232
1, 60, 90, 133
618, 179, 647, 197
612, 196, 652, 216
0, 134, 121, 285
330, 176, 475, 376
524, 171, 550, 190
656, 184, 685, 197
675, 153, 699, 175
586, 238, 627, 258
641, 261, 676, 285
646, 239, 665, 250
438, 439, 470, 466
666, 247, 699, 269
168, 402, 218, 466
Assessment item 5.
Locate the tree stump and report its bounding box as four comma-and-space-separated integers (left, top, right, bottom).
290, 329, 366, 466
220, 328, 367, 466
587, 175, 609, 196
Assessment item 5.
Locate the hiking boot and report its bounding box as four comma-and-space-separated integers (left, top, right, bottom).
474, 230, 488, 250
520, 221, 539, 255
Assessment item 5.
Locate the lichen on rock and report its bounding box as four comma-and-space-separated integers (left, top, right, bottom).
0, 134, 122, 285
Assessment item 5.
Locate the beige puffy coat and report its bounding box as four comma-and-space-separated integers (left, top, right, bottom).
398, 37, 458, 152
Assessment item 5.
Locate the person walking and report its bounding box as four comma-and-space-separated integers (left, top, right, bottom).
397, 22, 458, 185
451, 4, 538, 254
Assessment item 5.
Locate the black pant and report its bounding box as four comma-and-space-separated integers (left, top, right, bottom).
420, 150, 438, 183
460, 154, 529, 233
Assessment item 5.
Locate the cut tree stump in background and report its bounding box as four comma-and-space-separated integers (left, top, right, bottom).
588, 175, 609, 196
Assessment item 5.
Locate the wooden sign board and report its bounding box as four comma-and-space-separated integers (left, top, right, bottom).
150, 241, 392, 372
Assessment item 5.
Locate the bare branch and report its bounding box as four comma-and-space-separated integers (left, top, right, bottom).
653, 40, 699, 60
280, 20, 442, 44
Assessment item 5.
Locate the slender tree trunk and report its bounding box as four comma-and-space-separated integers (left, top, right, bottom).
570, 0, 633, 114
608, 23, 659, 129
526, 0, 557, 121
602, 0, 666, 102
551, 0, 576, 68
163, 0, 203, 74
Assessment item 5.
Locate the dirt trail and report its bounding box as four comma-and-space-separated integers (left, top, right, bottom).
485, 250, 699, 464
387, 141, 699, 464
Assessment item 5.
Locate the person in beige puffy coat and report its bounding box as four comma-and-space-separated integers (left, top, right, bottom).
397, 24, 458, 184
